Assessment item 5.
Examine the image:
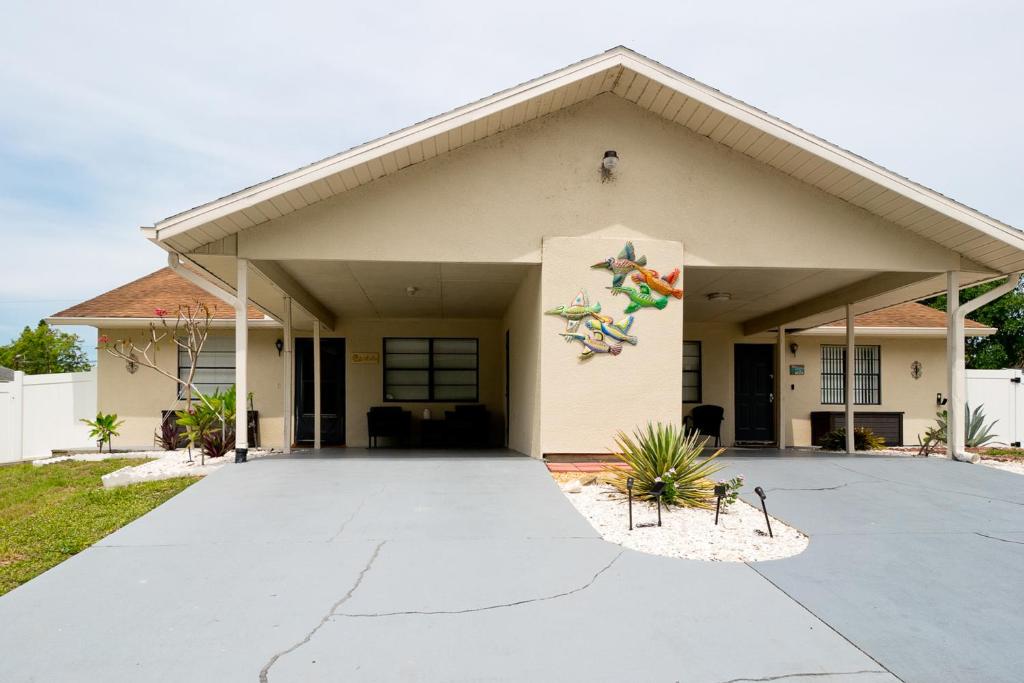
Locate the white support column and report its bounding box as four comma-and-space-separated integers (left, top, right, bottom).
313, 321, 321, 450
946, 270, 1022, 462
777, 327, 786, 450
235, 258, 249, 463
282, 296, 292, 454
946, 271, 964, 462
845, 303, 855, 454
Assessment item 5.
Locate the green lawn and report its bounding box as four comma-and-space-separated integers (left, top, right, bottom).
982, 448, 1024, 459
0, 459, 198, 596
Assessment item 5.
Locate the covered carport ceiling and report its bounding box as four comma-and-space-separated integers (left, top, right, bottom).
188, 256, 534, 324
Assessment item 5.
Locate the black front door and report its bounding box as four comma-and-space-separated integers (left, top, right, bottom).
295, 338, 345, 445
734, 344, 775, 443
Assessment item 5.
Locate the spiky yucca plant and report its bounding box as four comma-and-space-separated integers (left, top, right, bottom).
605, 422, 725, 509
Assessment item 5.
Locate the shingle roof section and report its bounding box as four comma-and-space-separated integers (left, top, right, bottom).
51, 268, 262, 320
823, 302, 987, 329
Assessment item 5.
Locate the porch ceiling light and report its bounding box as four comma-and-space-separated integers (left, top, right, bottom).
706, 292, 732, 302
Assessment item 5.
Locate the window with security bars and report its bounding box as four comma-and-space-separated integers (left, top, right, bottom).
383, 338, 478, 402
820, 345, 881, 405
682, 341, 702, 403
178, 335, 235, 399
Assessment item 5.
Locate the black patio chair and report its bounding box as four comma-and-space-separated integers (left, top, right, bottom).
367, 407, 412, 448
685, 404, 725, 447
444, 404, 491, 448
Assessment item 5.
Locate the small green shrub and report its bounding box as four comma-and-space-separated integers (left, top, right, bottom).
80, 412, 124, 452
716, 474, 745, 508
605, 422, 724, 509
818, 427, 885, 451
176, 386, 238, 462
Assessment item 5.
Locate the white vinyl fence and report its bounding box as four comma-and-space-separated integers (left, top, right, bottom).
0, 368, 98, 463
966, 368, 1023, 448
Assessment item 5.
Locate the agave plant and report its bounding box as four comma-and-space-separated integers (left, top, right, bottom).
933, 404, 999, 448
80, 412, 124, 453
605, 422, 725, 509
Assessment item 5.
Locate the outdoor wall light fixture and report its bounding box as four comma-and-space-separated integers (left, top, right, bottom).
789, 342, 799, 356
714, 482, 727, 525
275, 339, 284, 356
626, 476, 634, 531
754, 486, 773, 538
706, 292, 732, 302
406, 286, 419, 297
600, 150, 618, 181
936, 393, 948, 406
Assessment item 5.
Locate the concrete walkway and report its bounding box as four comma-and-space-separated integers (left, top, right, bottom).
0, 451, 1018, 681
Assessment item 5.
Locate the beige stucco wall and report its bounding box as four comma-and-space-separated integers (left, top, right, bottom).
684, 322, 948, 447
540, 236, 684, 454
100, 320, 507, 450
97, 328, 285, 449
783, 334, 947, 447
237, 94, 963, 274
334, 318, 504, 448
501, 267, 542, 457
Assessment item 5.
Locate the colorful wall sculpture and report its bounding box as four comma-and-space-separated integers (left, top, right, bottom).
545, 241, 683, 361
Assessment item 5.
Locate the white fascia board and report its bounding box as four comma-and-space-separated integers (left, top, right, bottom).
150, 46, 1024, 262
151, 52, 624, 241
620, 54, 1024, 255
45, 317, 279, 329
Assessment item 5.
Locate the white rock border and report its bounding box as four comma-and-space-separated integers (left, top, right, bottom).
34, 448, 277, 488
559, 480, 809, 562
102, 448, 278, 488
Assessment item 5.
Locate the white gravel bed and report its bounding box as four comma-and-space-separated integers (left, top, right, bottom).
32, 450, 170, 466
980, 459, 1024, 476
34, 448, 276, 487
98, 448, 276, 488
560, 481, 808, 562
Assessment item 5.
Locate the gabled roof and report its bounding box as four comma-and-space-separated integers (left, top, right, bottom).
148, 46, 1024, 275
49, 268, 265, 324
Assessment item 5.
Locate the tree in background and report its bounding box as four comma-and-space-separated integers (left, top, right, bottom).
924, 275, 1024, 369
0, 321, 92, 374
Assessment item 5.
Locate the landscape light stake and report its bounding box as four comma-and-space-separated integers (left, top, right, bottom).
754, 486, 773, 538
714, 483, 727, 525
627, 477, 634, 531
651, 480, 666, 527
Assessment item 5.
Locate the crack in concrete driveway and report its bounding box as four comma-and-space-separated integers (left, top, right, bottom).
259, 540, 387, 682
338, 550, 623, 618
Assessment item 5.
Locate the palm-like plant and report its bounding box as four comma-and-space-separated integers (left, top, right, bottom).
605, 422, 725, 509
80, 412, 124, 453
175, 385, 238, 464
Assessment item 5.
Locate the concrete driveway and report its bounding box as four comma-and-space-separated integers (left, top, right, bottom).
726, 454, 1024, 683
0, 451, 1019, 682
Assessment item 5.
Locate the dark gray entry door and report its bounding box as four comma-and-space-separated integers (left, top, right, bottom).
734, 344, 775, 443
295, 338, 345, 446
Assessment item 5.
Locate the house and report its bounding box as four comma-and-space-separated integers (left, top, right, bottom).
48, 47, 1024, 460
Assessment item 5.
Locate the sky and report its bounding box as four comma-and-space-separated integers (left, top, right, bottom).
2, 1, 1022, 362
